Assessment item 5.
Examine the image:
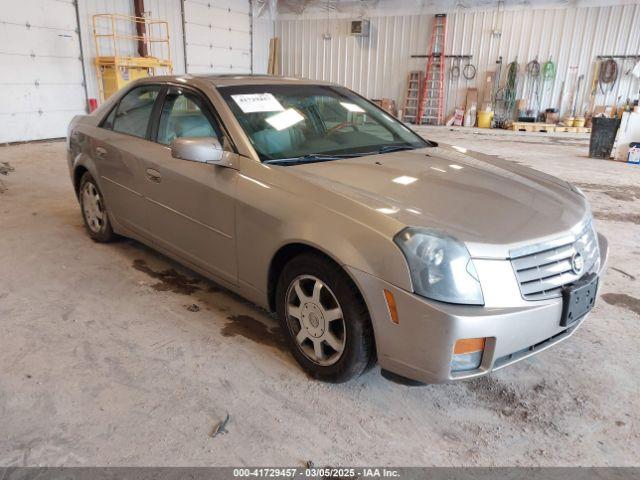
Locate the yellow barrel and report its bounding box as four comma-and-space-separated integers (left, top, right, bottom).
574, 117, 586, 127
477, 110, 493, 128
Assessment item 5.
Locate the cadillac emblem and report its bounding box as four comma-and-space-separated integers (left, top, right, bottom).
571, 252, 584, 275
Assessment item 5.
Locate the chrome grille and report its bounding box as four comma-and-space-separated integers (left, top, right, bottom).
511, 223, 599, 301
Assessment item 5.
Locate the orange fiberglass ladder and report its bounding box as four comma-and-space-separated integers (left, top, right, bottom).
416, 14, 447, 125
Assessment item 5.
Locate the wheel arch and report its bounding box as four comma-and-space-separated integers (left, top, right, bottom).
267, 242, 366, 315
73, 165, 89, 196
71, 148, 100, 197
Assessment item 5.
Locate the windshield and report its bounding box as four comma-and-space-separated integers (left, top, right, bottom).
218, 84, 430, 162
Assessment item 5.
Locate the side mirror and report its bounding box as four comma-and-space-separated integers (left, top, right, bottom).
170, 137, 224, 164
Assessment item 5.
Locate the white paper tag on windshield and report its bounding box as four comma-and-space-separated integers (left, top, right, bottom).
231, 93, 284, 113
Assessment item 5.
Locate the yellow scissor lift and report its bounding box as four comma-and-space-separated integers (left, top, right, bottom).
93, 13, 173, 101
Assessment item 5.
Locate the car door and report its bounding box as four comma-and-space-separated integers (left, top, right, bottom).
94, 84, 162, 235
136, 85, 239, 285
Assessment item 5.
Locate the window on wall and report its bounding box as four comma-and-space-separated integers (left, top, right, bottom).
107, 85, 161, 138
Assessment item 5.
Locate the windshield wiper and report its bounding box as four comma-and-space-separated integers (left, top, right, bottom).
264, 153, 364, 165
377, 144, 417, 154
264, 146, 418, 166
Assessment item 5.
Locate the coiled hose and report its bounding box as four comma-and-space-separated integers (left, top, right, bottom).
504, 60, 519, 113
526, 59, 541, 78
599, 58, 618, 94
526, 59, 541, 110
542, 59, 556, 80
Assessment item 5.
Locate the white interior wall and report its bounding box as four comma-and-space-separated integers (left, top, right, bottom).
253, 11, 274, 74
7, 0, 636, 142
2, 0, 258, 142
273, 3, 640, 119
0, 0, 87, 143
183, 0, 252, 74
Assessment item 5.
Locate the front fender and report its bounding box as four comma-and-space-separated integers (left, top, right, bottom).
236, 157, 413, 306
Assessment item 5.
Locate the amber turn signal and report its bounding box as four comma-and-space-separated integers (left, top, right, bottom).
454, 337, 486, 354
383, 289, 399, 324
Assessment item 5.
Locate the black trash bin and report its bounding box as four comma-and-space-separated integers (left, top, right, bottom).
589, 117, 621, 159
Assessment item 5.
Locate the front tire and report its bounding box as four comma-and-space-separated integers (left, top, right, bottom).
276, 253, 375, 383
79, 172, 116, 243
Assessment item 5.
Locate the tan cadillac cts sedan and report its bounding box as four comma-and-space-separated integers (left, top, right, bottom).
67, 75, 608, 384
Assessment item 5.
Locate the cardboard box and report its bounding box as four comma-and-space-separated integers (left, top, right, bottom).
465, 88, 478, 110
371, 98, 398, 117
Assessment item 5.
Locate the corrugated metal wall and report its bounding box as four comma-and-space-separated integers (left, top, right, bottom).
274, 3, 640, 119
77, 0, 186, 101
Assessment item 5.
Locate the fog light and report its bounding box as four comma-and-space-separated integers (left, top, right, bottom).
451, 337, 486, 372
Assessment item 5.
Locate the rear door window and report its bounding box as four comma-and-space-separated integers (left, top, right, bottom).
110, 85, 161, 139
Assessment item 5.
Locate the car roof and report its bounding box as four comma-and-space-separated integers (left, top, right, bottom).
136, 74, 336, 88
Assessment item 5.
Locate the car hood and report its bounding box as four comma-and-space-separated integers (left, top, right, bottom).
287, 145, 588, 258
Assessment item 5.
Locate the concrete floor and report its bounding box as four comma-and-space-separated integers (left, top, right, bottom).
0, 127, 639, 466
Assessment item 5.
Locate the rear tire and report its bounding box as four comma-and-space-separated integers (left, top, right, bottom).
276, 253, 375, 383
79, 172, 116, 243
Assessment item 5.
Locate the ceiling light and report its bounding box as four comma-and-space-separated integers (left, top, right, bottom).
340, 102, 365, 113
392, 175, 418, 185
430, 167, 446, 173
239, 174, 271, 189
265, 108, 304, 131
376, 207, 399, 215
449, 164, 463, 170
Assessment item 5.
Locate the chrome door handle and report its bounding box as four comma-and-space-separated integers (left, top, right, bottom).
145, 168, 161, 183
95, 146, 107, 159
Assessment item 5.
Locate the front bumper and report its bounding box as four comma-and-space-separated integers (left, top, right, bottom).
348, 233, 609, 384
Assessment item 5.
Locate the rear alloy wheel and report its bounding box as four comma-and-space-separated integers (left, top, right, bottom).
79, 172, 116, 242
276, 253, 375, 382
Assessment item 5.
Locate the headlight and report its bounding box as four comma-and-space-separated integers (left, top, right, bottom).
394, 227, 484, 305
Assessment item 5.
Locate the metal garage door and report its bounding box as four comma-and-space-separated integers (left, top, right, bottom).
183, 0, 251, 74
0, 0, 87, 143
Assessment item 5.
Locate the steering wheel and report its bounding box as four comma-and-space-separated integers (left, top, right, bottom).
328, 121, 359, 134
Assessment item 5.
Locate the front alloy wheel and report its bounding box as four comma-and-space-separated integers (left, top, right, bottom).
285, 275, 346, 366
276, 253, 375, 383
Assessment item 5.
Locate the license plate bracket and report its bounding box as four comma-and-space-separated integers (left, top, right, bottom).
561, 274, 599, 327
